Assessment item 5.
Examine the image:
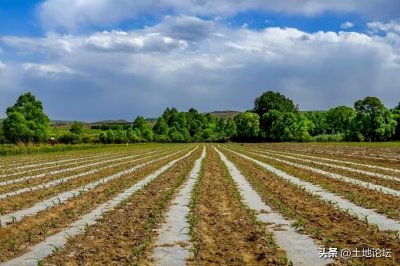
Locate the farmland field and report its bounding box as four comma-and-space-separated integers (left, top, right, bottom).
0, 143, 399, 265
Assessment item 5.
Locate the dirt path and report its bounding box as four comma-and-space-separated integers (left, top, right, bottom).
188, 146, 286, 265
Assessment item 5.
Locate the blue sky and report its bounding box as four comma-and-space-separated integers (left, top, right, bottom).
1, 1, 400, 121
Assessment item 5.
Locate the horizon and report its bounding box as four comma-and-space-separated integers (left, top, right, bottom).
1, 1, 400, 121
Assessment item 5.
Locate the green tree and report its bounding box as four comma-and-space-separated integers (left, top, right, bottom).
142, 128, 154, 142
168, 127, 185, 142
3, 92, 51, 144
234, 112, 260, 141
115, 129, 128, 143
326, 106, 357, 140
70, 121, 84, 135
105, 129, 116, 143
254, 91, 298, 140
261, 110, 312, 142
0, 125, 5, 144
153, 117, 169, 135
303, 111, 326, 136
354, 97, 397, 141
391, 102, 400, 140
224, 117, 237, 139
132, 116, 148, 131
132, 116, 153, 142
253, 91, 298, 117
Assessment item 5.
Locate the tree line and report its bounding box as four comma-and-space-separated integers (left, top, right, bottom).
0, 91, 399, 144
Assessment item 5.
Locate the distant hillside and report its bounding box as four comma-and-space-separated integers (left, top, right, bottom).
208, 111, 240, 120
90, 120, 130, 126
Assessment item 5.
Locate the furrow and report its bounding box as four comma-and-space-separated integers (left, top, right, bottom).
152, 147, 206, 265
0, 148, 175, 186
263, 148, 400, 174
236, 147, 400, 197
0, 151, 131, 178
216, 147, 330, 266
3, 151, 116, 172
222, 147, 400, 232
0, 149, 187, 226
0, 149, 148, 180
0, 148, 177, 198
259, 149, 400, 182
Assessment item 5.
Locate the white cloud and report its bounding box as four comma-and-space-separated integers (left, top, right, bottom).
21, 63, 78, 75
1, 16, 400, 120
37, 0, 400, 30
84, 30, 187, 53
1, 32, 78, 56
341, 21, 354, 29
368, 19, 400, 34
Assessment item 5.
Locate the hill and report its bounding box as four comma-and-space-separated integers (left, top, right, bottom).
208, 111, 240, 120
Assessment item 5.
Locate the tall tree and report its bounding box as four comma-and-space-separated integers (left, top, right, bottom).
253, 91, 298, 116
354, 97, 397, 141
3, 92, 51, 144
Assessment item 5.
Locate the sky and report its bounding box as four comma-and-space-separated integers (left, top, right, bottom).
0, 1, 400, 122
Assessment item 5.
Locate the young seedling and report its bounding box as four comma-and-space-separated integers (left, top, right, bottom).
49, 244, 61, 255
26, 230, 33, 243
8, 237, 17, 251
84, 222, 90, 235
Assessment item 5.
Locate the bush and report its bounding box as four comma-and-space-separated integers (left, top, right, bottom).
58, 132, 81, 144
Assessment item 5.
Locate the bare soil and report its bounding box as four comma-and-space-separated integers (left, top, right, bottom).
42, 148, 200, 265
188, 147, 286, 265
0, 150, 188, 262
222, 148, 400, 265
234, 148, 400, 220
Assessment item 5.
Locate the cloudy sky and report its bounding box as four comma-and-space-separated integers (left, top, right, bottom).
1, 1, 400, 121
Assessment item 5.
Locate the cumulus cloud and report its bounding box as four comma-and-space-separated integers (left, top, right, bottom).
368, 19, 400, 34
37, 0, 400, 30
1, 16, 400, 120
341, 21, 354, 29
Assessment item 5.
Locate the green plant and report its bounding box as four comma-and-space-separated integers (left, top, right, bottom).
49, 244, 61, 255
